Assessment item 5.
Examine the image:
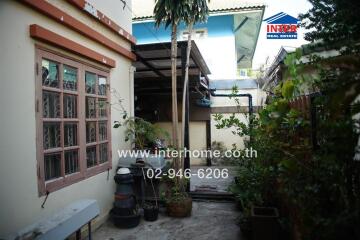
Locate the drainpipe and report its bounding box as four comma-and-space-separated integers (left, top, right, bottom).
129, 66, 136, 117
209, 88, 253, 142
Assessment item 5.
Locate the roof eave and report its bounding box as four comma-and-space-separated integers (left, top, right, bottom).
132, 5, 266, 22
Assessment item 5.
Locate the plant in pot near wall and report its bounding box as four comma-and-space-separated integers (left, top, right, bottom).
160, 174, 192, 218
143, 173, 159, 221
215, 96, 283, 239
229, 157, 280, 239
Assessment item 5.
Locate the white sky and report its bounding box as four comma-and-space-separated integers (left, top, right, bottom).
252, 0, 313, 69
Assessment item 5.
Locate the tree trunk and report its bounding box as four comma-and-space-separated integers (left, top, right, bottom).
171, 23, 179, 170
180, 21, 194, 170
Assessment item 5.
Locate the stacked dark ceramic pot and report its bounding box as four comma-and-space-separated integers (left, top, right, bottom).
110, 168, 140, 228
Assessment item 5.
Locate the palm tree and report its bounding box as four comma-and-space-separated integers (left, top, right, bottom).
154, 0, 209, 171
154, 0, 191, 171
180, 0, 209, 169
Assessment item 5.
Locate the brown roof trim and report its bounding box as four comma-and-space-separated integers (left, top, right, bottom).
30, 24, 116, 68
66, 0, 137, 45
21, 0, 136, 61
132, 5, 265, 21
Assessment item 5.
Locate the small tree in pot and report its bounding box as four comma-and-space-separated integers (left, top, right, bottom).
153, 0, 209, 219
161, 175, 191, 217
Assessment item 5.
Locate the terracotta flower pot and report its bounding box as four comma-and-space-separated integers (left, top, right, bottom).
166, 197, 192, 217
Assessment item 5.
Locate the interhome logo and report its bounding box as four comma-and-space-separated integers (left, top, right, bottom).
263, 12, 300, 39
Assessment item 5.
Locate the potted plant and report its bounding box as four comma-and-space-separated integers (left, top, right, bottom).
161, 176, 192, 218
143, 174, 159, 221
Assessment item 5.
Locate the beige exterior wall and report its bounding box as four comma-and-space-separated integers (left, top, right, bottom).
210, 88, 263, 107
211, 113, 249, 150
210, 87, 264, 150
86, 0, 132, 33
0, 0, 133, 236
155, 122, 207, 166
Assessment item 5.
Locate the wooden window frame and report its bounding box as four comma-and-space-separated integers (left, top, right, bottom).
35, 47, 112, 196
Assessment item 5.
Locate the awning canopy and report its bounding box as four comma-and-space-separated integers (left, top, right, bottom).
133, 40, 211, 96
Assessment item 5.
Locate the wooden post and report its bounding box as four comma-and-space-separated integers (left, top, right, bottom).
182, 45, 190, 192
206, 120, 211, 166
88, 222, 92, 240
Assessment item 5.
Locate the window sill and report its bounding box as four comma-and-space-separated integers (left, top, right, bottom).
41, 163, 111, 196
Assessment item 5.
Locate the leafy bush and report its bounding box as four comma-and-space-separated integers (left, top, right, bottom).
216, 67, 360, 238
114, 117, 169, 149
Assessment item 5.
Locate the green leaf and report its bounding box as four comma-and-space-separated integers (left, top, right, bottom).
281, 80, 295, 99
113, 121, 121, 128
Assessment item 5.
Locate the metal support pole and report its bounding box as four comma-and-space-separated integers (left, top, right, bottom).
206, 120, 211, 166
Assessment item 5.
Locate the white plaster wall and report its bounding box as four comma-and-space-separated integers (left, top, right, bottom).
0, 1, 132, 236
86, 0, 132, 33
155, 122, 207, 166
211, 113, 249, 150
47, 0, 132, 49
211, 88, 261, 107
189, 122, 207, 166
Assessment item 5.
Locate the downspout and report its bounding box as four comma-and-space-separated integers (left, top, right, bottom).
209, 88, 253, 142
129, 66, 136, 117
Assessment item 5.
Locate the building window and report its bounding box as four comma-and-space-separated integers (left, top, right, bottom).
181, 28, 208, 40
239, 69, 248, 77
36, 48, 111, 195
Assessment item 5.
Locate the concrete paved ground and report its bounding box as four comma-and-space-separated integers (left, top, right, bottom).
93, 201, 242, 240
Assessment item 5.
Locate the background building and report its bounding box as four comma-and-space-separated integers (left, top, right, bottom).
132, 0, 266, 165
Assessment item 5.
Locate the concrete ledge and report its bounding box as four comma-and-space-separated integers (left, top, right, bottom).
6, 199, 100, 240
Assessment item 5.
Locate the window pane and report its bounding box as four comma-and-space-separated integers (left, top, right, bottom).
65, 150, 79, 175
43, 123, 61, 149
63, 65, 77, 91
98, 76, 107, 95
99, 143, 108, 164
64, 123, 77, 147
99, 121, 107, 141
85, 72, 96, 94
86, 97, 96, 118
98, 99, 107, 118
63, 94, 77, 118
86, 122, 96, 143
86, 146, 97, 168
43, 91, 60, 118
42, 59, 59, 88
44, 153, 61, 180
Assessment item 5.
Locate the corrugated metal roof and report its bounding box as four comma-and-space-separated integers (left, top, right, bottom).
132, 0, 265, 21
209, 79, 258, 90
